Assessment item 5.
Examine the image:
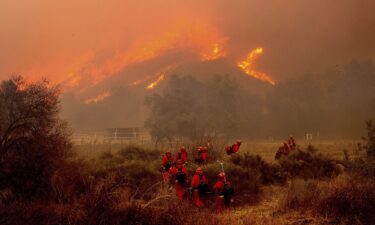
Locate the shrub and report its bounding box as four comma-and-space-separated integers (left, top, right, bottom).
278, 147, 342, 179
281, 179, 328, 210
118, 145, 160, 161
365, 120, 375, 157
0, 76, 72, 200
345, 157, 375, 179
318, 176, 375, 224
230, 153, 287, 185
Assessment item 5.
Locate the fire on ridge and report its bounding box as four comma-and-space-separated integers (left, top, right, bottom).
237, 48, 275, 86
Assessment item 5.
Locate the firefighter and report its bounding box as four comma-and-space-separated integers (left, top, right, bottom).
275, 142, 290, 160
175, 146, 188, 164
288, 135, 296, 151
232, 140, 242, 153
213, 172, 234, 213
226, 140, 242, 155
161, 150, 173, 182
200, 146, 209, 164
196, 146, 203, 163
283, 142, 290, 153
190, 167, 208, 207
169, 159, 188, 200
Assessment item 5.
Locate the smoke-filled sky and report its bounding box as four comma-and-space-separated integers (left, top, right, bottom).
1, 0, 375, 89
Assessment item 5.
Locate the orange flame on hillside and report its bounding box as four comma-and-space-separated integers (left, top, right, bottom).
146, 74, 165, 89
200, 43, 226, 61
237, 48, 275, 86
84, 91, 111, 104
59, 22, 227, 91
128, 75, 154, 86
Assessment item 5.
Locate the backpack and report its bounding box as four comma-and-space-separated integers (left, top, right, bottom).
175, 169, 186, 184
223, 182, 234, 205
164, 161, 172, 171
225, 146, 232, 155
198, 175, 209, 196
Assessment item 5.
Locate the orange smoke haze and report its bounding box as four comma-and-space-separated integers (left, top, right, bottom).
1, 0, 375, 92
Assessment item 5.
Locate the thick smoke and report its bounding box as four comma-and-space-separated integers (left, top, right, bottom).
1, 0, 374, 82
1, 0, 374, 137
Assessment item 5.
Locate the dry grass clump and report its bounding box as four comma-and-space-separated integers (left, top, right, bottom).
280, 179, 328, 211
281, 174, 375, 225
318, 175, 375, 225
230, 153, 287, 185
278, 146, 343, 179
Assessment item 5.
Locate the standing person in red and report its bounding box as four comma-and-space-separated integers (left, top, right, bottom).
196, 146, 203, 163
200, 146, 209, 164
161, 150, 173, 182
275, 142, 290, 160
213, 172, 234, 213
169, 159, 188, 200
283, 142, 290, 154
175, 146, 188, 164
190, 167, 208, 207
231, 140, 242, 154
288, 135, 296, 151
226, 140, 242, 155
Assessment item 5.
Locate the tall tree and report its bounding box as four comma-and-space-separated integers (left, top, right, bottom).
0, 76, 71, 199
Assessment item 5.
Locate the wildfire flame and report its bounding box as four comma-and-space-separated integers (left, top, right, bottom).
200, 43, 226, 61
146, 74, 165, 89
237, 48, 275, 86
58, 22, 227, 91
16, 19, 278, 91
128, 75, 154, 86
84, 91, 111, 104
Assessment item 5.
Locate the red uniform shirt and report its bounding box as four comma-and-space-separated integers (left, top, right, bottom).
232, 143, 240, 153
213, 180, 225, 191
169, 166, 188, 178
191, 173, 207, 188
175, 151, 188, 164
162, 155, 173, 168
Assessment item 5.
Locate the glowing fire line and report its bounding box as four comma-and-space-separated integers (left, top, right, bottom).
128, 75, 154, 86
237, 48, 275, 86
200, 43, 226, 61
146, 74, 165, 89
84, 91, 111, 104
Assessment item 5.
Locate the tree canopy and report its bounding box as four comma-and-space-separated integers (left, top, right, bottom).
0, 76, 71, 199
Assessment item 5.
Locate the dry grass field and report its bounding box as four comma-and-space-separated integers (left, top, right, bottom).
74, 138, 363, 162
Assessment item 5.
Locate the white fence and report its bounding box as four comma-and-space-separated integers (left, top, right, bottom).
72, 128, 152, 145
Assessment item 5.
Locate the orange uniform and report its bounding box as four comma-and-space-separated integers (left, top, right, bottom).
213, 180, 225, 213
288, 136, 296, 150
199, 147, 209, 164
227, 140, 241, 155
191, 168, 207, 207
175, 147, 188, 164
213, 172, 233, 213
169, 166, 188, 200
162, 152, 173, 182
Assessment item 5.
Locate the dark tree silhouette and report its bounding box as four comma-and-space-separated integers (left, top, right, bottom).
0, 76, 72, 199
